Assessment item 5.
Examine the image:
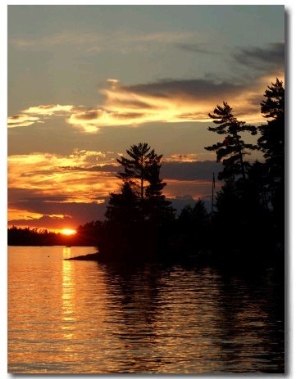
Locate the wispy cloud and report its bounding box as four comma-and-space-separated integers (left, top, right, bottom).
175, 42, 218, 55
8, 148, 223, 229
8, 42, 284, 132
7, 76, 272, 132
7, 150, 122, 229
10, 29, 197, 55
67, 76, 268, 130
8, 104, 74, 128
232, 42, 284, 74
8, 150, 119, 203
8, 114, 42, 128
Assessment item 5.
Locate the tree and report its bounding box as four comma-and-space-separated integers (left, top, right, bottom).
117, 142, 165, 200
204, 102, 257, 181
115, 142, 174, 222
176, 199, 210, 253
258, 78, 284, 182
257, 79, 285, 245
105, 182, 139, 224
100, 143, 175, 260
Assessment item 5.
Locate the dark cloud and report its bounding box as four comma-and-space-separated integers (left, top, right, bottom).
59, 164, 118, 173
161, 161, 222, 181
8, 215, 72, 228
112, 98, 155, 110
9, 115, 22, 121
114, 42, 284, 106
175, 43, 218, 55
233, 42, 284, 71
73, 109, 103, 120
122, 78, 243, 99
8, 199, 108, 228
178, 111, 208, 120
113, 112, 146, 120
8, 114, 36, 127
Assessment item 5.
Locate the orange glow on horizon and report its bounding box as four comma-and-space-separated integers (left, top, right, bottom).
61, 228, 76, 236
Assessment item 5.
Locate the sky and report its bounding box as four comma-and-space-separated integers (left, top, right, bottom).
7, 3, 285, 233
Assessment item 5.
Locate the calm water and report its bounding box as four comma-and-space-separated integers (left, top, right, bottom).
8, 246, 285, 374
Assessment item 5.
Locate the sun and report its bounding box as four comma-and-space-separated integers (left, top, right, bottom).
61, 228, 76, 236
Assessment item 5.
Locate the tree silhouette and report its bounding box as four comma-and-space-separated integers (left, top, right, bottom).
114, 142, 173, 222
257, 79, 285, 245
204, 102, 257, 181
105, 182, 139, 224
258, 78, 284, 184
100, 143, 175, 260
117, 142, 165, 200
176, 199, 210, 252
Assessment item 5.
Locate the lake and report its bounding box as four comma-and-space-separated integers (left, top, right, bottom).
8, 246, 285, 374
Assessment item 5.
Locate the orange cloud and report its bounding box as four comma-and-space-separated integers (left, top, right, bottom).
8, 74, 284, 132
66, 74, 284, 131
8, 104, 74, 128
164, 153, 208, 163
164, 179, 215, 201
23, 104, 74, 116
8, 114, 42, 128
8, 151, 120, 206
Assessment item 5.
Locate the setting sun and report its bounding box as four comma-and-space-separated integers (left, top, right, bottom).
61, 228, 76, 236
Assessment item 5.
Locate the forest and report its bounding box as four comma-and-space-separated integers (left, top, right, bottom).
8, 79, 284, 266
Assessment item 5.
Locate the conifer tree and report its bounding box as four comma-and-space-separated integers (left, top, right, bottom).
258, 78, 284, 183
204, 102, 257, 181
116, 142, 164, 200
105, 182, 139, 224
107, 143, 174, 223
257, 78, 285, 245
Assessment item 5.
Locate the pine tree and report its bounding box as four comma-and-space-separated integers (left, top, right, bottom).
105, 182, 139, 224
204, 102, 257, 181
257, 79, 285, 245
117, 142, 164, 200
115, 142, 173, 222
258, 78, 284, 182
102, 143, 175, 259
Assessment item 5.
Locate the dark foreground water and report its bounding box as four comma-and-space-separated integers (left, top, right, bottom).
8, 246, 285, 374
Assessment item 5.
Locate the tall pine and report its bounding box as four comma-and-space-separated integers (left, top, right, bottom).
204, 102, 257, 181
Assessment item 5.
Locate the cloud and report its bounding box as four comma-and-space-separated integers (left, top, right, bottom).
8, 104, 74, 128
10, 30, 197, 55
66, 76, 270, 131
23, 104, 74, 116
8, 147, 225, 229
8, 202, 108, 231
163, 179, 213, 201
175, 42, 218, 55
7, 75, 275, 133
232, 42, 284, 73
7, 149, 119, 230
8, 114, 42, 128
8, 151, 121, 207
164, 154, 204, 163
161, 160, 222, 181
8, 41, 284, 132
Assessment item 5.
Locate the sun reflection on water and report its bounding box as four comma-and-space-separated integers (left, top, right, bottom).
61, 253, 76, 342
8, 247, 285, 374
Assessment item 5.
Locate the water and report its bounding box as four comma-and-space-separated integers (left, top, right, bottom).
8, 246, 285, 374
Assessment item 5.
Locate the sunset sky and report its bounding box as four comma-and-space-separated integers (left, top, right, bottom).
7, 4, 285, 233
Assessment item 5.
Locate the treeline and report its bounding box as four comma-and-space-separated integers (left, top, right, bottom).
92, 78, 284, 264
8, 227, 72, 246
8, 79, 284, 266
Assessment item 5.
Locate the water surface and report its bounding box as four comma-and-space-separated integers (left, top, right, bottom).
8, 246, 285, 374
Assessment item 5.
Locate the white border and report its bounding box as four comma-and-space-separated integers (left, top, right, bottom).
3, 1, 299, 378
